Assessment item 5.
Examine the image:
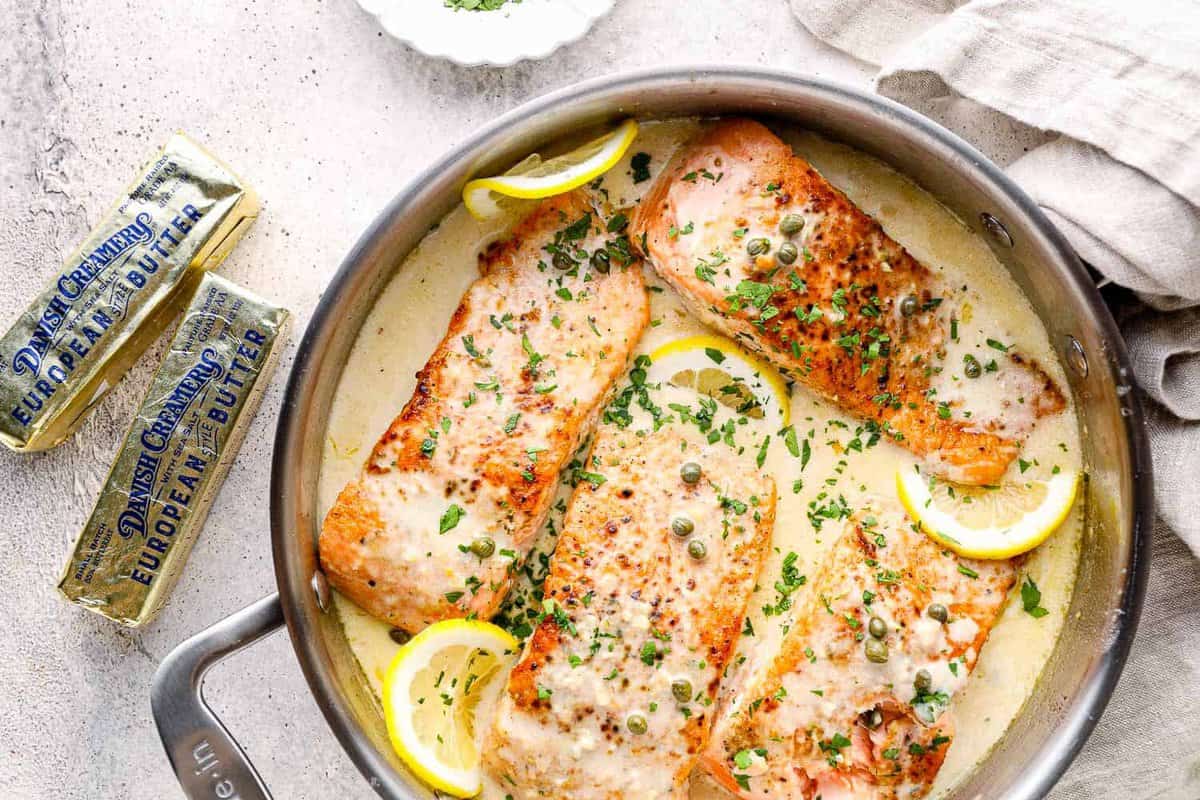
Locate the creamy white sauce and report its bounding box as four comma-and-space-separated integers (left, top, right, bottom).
318, 119, 1083, 799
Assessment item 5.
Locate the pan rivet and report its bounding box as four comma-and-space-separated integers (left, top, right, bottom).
980, 213, 1013, 248
311, 570, 332, 613
1066, 336, 1088, 378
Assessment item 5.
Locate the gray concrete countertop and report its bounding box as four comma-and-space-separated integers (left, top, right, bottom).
0, 1, 1139, 798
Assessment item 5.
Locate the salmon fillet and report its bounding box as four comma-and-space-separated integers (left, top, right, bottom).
631, 119, 1065, 485
704, 511, 1016, 799
484, 417, 777, 799
319, 191, 649, 631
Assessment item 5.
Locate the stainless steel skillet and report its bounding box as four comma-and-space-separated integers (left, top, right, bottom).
150, 67, 1152, 800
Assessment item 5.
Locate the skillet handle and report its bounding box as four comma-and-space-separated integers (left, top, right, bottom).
151, 593, 285, 800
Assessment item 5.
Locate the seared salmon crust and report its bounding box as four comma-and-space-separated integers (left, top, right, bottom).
485, 420, 776, 799
705, 513, 1016, 800
320, 191, 649, 632
631, 118, 1065, 485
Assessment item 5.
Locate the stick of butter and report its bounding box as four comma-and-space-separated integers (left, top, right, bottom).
0, 133, 258, 452
57, 273, 288, 626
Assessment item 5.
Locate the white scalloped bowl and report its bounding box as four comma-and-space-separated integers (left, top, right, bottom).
356, 0, 615, 67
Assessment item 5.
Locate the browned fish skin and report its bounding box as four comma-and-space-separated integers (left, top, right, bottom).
485, 420, 777, 799
319, 191, 649, 631
631, 118, 1064, 486
704, 513, 1016, 800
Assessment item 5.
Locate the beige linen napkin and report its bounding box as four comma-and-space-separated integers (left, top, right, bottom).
789, 0, 1200, 797
791, 0, 1200, 548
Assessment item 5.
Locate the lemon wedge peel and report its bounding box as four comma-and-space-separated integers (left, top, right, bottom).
382, 619, 519, 798
647, 334, 791, 429
463, 118, 640, 219
896, 467, 1080, 560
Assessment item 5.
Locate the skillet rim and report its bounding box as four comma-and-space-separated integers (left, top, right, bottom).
270, 65, 1152, 800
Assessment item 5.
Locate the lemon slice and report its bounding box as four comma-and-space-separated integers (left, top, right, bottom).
647, 334, 791, 428
462, 119, 639, 219
382, 619, 520, 797
896, 466, 1080, 559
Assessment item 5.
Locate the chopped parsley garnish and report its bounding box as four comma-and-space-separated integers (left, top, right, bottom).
574, 470, 607, 488
1021, 575, 1049, 618
444, 0, 514, 11
521, 334, 545, 377
765, 551, 806, 616
756, 435, 770, 468
729, 280, 775, 311
782, 426, 799, 457
461, 334, 484, 360
796, 304, 823, 324
819, 732, 853, 766
694, 249, 729, 285
830, 287, 849, 316
439, 504, 465, 534
911, 687, 951, 723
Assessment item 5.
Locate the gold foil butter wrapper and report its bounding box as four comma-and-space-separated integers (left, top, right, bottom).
0, 133, 258, 452
57, 273, 288, 626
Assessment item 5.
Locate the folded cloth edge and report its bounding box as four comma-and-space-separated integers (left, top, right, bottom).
874, 4, 1200, 206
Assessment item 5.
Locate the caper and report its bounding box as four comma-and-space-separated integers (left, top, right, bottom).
388, 628, 412, 646
865, 638, 889, 663
590, 248, 611, 274
680, 462, 703, 484
469, 537, 495, 558
671, 678, 693, 703
927, 603, 949, 623
868, 616, 887, 640
779, 214, 805, 236
671, 515, 695, 538
963, 354, 983, 379
552, 251, 575, 270
914, 669, 933, 693
900, 294, 919, 317
747, 237, 771, 257
626, 714, 648, 735
860, 708, 883, 729
776, 242, 799, 265
687, 539, 707, 560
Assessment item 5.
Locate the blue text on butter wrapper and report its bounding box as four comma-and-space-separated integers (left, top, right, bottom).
9, 201, 207, 428
119, 327, 270, 588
